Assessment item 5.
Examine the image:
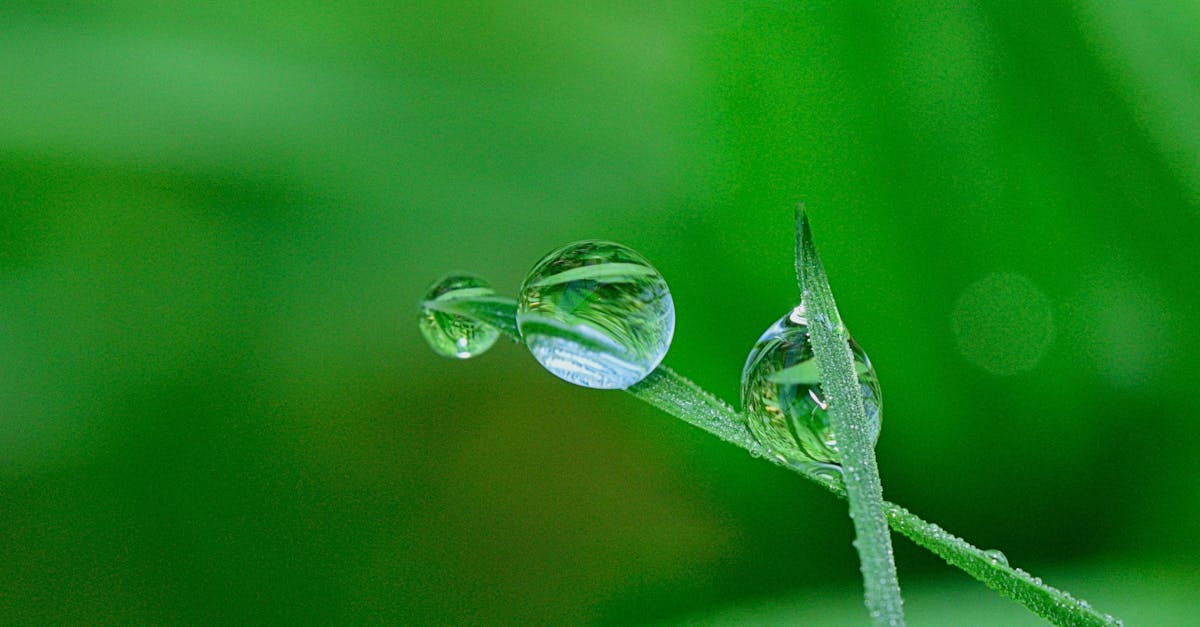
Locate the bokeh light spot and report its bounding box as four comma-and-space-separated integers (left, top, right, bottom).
951, 272, 1055, 375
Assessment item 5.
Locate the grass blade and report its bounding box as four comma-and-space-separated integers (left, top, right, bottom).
794, 206, 905, 625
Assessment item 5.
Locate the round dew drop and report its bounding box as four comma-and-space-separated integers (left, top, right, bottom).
417, 273, 502, 359
983, 549, 1009, 567
741, 304, 882, 469
518, 240, 674, 389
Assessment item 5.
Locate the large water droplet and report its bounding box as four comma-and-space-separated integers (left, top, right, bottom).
517, 240, 674, 389
418, 273, 502, 359
741, 304, 882, 468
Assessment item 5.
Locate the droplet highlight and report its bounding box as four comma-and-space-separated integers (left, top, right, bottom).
517, 240, 674, 389
741, 304, 882, 469
418, 273, 502, 359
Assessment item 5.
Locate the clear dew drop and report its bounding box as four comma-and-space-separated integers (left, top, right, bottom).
517, 240, 675, 389
810, 463, 844, 486
983, 549, 1009, 567
740, 304, 882, 470
417, 273, 501, 359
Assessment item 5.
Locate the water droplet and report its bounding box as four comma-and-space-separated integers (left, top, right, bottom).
741, 304, 882, 469
417, 273, 501, 359
983, 549, 1009, 567
810, 463, 844, 486
517, 240, 674, 389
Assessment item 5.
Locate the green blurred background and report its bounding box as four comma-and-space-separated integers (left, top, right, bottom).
2, 2, 1198, 624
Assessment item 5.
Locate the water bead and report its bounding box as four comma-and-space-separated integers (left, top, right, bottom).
517, 240, 674, 389
417, 273, 502, 359
983, 549, 1009, 567
741, 304, 882, 468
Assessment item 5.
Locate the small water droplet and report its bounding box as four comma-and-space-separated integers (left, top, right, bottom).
517, 241, 674, 389
741, 305, 882, 469
983, 549, 1009, 567
418, 273, 501, 359
810, 463, 844, 485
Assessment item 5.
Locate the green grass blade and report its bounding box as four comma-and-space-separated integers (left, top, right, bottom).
883, 501, 1122, 626
795, 206, 905, 626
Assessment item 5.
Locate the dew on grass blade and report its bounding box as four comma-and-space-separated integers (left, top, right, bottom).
518, 240, 674, 389
741, 304, 881, 469
982, 549, 1009, 567
418, 273, 502, 359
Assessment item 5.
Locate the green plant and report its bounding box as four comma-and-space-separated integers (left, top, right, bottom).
418, 209, 1123, 626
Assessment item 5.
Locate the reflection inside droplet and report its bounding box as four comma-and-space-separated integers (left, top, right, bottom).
741, 305, 882, 470
517, 240, 674, 389
417, 273, 501, 359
